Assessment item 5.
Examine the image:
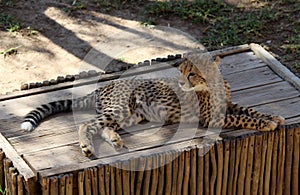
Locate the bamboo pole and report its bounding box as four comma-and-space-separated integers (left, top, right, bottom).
17, 175, 24, 195
197, 148, 204, 195
150, 155, 159, 195
11, 170, 17, 195
175, 152, 185, 194
227, 140, 236, 195
91, 167, 99, 195
65, 174, 73, 195
78, 171, 85, 195
270, 131, 279, 195
115, 163, 123, 195
222, 141, 230, 195
276, 129, 286, 195
59, 174, 66, 195
292, 126, 299, 195
42, 177, 50, 195
216, 142, 223, 195
237, 138, 249, 195
258, 134, 268, 195
232, 139, 242, 195
50, 176, 59, 195
135, 157, 146, 195
210, 146, 217, 195
183, 150, 191, 195
190, 149, 197, 195
0, 149, 5, 191
130, 159, 137, 195
251, 135, 263, 195
104, 165, 110, 195
245, 135, 255, 195
165, 152, 172, 195
110, 165, 116, 195
284, 129, 294, 195
84, 169, 92, 195
264, 132, 274, 195
157, 154, 165, 195
98, 165, 106, 195
171, 152, 178, 195
4, 159, 12, 195
204, 147, 210, 195
143, 157, 152, 195
122, 162, 130, 195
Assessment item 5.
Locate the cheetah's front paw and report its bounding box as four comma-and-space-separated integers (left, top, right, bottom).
110, 133, 124, 150
272, 115, 285, 125
80, 143, 95, 157
101, 128, 124, 150
261, 121, 278, 131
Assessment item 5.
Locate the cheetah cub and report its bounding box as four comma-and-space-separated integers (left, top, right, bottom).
21, 54, 284, 157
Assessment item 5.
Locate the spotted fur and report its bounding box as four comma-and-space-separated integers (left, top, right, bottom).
21, 55, 284, 157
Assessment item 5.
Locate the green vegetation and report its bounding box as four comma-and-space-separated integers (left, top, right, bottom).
0, 13, 20, 32
145, 0, 299, 49
0, 185, 6, 195
0, 45, 21, 57
0, 0, 14, 6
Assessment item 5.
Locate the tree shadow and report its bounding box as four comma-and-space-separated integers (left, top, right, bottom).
0, 1, 203, 70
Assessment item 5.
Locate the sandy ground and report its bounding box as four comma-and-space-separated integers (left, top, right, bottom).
0, 0, 206, 95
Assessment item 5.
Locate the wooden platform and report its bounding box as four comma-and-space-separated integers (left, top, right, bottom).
0, 44, 299, 194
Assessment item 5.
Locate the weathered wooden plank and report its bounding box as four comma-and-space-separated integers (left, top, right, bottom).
286, 116, 300, 125
250, 43, 300, 91
20, 124, 211, 169
231, 81, 299, 107
220, 59, 265, 75
252, 97, 300, 119
0, 133, 36, 181
225, 66, 282, 91
219, 51, 257, 67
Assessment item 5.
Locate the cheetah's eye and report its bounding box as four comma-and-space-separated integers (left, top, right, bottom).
188, 72, 196, 79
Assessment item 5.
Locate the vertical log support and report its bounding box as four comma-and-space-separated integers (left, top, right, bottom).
0, 126, 299, 194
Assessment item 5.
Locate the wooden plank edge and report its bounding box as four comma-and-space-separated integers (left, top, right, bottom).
209, 44, 251, 57
0, 132, 36, 181
0, 60, 180, 102
250, 43, 300, 91
0, 45, 251, 102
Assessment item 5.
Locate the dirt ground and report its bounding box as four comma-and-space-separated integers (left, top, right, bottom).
0, 0, 299, 94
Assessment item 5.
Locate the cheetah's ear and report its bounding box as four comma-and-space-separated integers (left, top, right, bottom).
214, 56, 221, 66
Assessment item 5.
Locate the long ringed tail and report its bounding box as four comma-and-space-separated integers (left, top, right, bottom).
20, 91, 97, 131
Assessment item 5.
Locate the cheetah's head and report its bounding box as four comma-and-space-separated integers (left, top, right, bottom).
178, 55, 220, 92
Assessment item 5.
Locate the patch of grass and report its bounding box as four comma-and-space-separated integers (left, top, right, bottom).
283, 34, 300, 53
145, 0, 232, 24
72, 1, 87, 10
0, 13, 20, 32
202, 12, 266, 47
0, 45, 21, 57
145, 0, 286, 48
0, 185, 6, 195
0, 0, 14, 6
